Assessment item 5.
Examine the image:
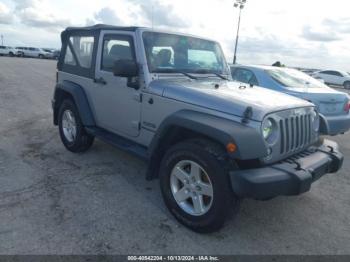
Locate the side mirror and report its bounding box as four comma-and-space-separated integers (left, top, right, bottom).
113, 59, 139, 78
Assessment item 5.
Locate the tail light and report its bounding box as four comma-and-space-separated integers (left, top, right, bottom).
345, 102, 350, 113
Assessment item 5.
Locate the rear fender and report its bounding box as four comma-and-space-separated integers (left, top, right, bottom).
53, 80, 95, 126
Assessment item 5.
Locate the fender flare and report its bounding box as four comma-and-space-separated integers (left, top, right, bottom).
319, 113, 329, 135
148, 110, 267, 160
53, 81, 96, 126
145, 110, 267, 180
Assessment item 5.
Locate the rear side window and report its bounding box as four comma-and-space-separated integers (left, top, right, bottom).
64, 46, 76, 66
333, 71, 343, 77
69, 36, 94, 68
321, 70, 342, 76
59, 32, 97, 79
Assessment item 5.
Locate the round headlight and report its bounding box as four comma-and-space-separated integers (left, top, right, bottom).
262, 119, 273, 140
311, 110, 320, 132
262, 118, 278, 145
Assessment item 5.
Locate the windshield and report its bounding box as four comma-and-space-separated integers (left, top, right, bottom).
143, 32, 228, 75
267, 68, 329, 89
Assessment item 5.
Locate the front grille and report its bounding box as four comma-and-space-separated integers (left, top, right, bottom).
279, 114, 312, 154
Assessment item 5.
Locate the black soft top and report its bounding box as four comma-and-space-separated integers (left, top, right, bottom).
62, 24, 143, 36
58, 24, 145, 78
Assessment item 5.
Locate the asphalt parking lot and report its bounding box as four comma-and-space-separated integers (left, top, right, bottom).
0, 56, 349, 255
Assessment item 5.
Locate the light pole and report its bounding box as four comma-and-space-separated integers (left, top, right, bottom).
233, 0, 247, 64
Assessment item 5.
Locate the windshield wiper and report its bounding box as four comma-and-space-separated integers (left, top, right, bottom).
192, 69, 229, 80
212, 72, 229, 80
180, 72, 198, 80
152, 68, 198, 80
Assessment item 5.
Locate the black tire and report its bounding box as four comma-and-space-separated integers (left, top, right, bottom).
159, 138, 240, 233
39, 54, 44, 59
344, 81, 350, 90
9, 52, 14, 57
58, 99, 94, 153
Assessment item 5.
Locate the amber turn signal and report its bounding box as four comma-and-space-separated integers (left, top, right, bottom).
226, 143, 237, 153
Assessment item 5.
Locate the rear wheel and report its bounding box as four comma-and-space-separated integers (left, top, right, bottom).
159, 139, 240, 233
58, 99, 94, 153
9, 52, 14, 57
344, 81, 350, 89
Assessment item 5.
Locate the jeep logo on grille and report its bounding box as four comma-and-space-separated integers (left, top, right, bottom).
291, 108, 306, 116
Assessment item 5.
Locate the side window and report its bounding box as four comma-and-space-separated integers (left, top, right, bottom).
333, 71, 343, 77
233, 68, 259, 85
64, 45, 76, 66
69, 36, 94, 68
101, 35, 135, 72
322, 70, 339, 76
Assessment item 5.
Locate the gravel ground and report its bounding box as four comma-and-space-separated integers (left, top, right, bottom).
0, 56, 349, 255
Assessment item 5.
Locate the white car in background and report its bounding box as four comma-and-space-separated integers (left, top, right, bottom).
312, 70, 350, 89
0, 46, 18, 56
42, 48, 57, 59
16, 47, 51, 58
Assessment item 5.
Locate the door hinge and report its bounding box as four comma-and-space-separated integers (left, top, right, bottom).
132, 121, 141, 130
134, 93, 143, 103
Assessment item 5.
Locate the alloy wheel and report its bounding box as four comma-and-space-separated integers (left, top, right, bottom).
62, 110, 77, 143
170, 160, 214, 216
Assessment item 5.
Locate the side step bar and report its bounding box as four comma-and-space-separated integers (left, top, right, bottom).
85, 127, 149, 160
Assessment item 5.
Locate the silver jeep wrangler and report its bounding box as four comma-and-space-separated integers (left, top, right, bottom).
52, 25, 343, 233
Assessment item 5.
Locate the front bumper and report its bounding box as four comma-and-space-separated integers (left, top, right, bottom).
230, 139, 343, 200
323, 113, 350, 135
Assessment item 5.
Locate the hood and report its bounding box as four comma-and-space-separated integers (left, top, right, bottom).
149, 79, 313, 121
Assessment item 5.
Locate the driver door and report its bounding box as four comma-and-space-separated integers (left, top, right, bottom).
91, 31, 142, 138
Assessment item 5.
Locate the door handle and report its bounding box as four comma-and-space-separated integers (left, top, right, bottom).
94, 77, 107, 85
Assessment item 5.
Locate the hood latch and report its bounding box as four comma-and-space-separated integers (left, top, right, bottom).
242, 106, 253, 124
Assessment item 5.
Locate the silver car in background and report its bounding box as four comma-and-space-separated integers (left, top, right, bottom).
16, 47, 51, 58
231, 65, 350, 135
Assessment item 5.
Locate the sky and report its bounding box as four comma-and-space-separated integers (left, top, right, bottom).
0, 0, 349, 71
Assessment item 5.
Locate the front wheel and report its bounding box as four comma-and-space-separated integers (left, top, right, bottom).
344, 81, 350, 89
39, 54, 44, 59
159, 139, 239, 233
58, 99, 94, 153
